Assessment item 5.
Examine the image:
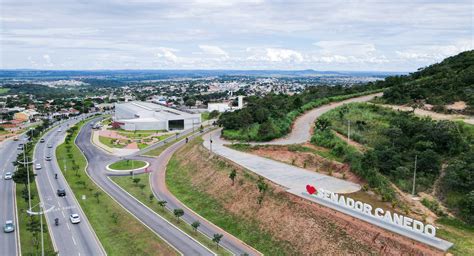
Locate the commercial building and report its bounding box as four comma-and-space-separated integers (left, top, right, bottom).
114, 101, 201, 131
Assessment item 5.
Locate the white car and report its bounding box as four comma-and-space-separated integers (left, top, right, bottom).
35, 164, 41, 170
4, 172, 13, 180
47, 144, 53, 148
69, 214, 81, 224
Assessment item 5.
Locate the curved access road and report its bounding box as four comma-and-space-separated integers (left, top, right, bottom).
203, 93, 382, 194
81, 117, 260, 255
76, 117, 215, 256
148, 130, 261, 256
256, 92, 382, 145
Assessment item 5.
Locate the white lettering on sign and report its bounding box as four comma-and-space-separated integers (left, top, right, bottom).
307, 187, 436, 237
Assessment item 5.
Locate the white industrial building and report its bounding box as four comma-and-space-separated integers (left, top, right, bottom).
114, 101, 201, 131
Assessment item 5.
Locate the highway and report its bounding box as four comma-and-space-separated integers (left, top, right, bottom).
34, 117, 105, 256
0, 135, 24, 256
76, 117, 215, 255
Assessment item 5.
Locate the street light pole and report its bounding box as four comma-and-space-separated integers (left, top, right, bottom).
40, 202, 44, 256
22, 141, 32, 211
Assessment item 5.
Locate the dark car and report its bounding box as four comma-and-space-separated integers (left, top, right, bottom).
40, 138, 45, 143
57, 189, 66, 197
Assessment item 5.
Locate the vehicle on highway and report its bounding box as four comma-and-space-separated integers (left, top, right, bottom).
47, 144, 53, 148
69, 214, 80, 224
57, 189, 66, 197
35, 164, 42, 170
58, 128, 62, 132
3, 220, 15, 233
13, 136, 19, 141
17, 144, 24, 150
40, 138, 45, 143
45, 156, 52, 161
4, 172, 13, 180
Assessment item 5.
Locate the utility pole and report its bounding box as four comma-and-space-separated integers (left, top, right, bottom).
412, 155, 417, 196
347, 120, 351, 143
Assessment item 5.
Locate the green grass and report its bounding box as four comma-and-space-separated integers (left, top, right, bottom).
56, 118, 178, 255
0, 88, 10, 94
98, 136, 126, 148
166, 138, 291, 255
437, 217, 474, 255
111, 174, 231, 255
201, 112, 210, 121
109, 160, 147, 170
117, 129, 167, 139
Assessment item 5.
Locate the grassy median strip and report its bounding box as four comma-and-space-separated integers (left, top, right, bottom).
16, 178, 56, 255
16, 132, 55, 255
56, 118, 178, 255
111, 173, 232, 256
108, 159, 147, 170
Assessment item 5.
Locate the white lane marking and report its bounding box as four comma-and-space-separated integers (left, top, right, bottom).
61, 211, 65, 218
72, 236, 77, 246
66, 223, 71, 231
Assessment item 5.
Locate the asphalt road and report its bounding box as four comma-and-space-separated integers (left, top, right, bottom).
34, 117, 105, 256
76, 117, 215, 255
0, 135, 24, 256
149, 130, 261, 256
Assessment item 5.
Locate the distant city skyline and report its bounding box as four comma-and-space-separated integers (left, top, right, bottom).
1, 0, 472, 71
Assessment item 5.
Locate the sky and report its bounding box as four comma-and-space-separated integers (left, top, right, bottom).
0, 0, 472, 71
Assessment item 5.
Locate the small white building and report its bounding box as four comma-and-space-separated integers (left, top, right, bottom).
208, 103, 231, 113
114, 101, 201, 131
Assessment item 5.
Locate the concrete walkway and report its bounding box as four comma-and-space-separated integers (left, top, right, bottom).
203, 129, 360, 194
255, 93, 382, 145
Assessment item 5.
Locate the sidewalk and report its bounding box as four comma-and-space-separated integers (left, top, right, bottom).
203, 129, 360, 194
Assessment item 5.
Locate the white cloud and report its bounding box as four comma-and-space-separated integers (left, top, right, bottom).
396, 40, 473, 61
156, 47, 179, 63
42, 54, 53, 66
198, 45, 229, 58
264, 48, 304, 62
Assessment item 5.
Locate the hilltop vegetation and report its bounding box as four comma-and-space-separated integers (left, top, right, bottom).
381, 50, 474, 114
314, 103, 474, 224
218, 84, 383, 141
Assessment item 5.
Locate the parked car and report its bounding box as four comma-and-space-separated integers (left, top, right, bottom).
3, 220, 14, 233
69, 214, 80, 224
45, 156, 52, 161
57, 189, 66, 197
4, 172, 13, 180
35, 164, 41, 170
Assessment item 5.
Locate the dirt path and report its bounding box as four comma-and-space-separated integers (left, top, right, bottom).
376, 104, 474, 125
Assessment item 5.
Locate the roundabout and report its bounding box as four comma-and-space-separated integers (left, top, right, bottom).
106, 159, 149, 172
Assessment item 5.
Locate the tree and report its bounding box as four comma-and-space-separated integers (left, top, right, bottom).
173, 208, 184, 222
132, 177, 141, 186
212, 233, 223, 249
93, 191, 102, 203
229, 169, 237, 185
158, 200, 167, 208
149, 193, 154, 202
191, 221, 200, 232
315, 117, 331, 131
185, 98, 196, 107
208, 110, 220, 119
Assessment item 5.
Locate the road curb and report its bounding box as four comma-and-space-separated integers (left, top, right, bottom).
152, 130, 263, 256
105, 161, 150, 172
